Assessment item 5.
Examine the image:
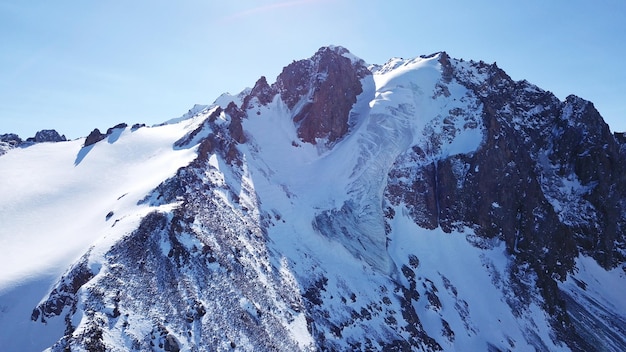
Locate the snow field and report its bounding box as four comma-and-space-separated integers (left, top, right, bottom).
0, 113, 206, 351
387, 206, 567, 351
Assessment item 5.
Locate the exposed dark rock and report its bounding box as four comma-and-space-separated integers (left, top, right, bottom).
84, 128, 106, 147
225, 102, 246, 144
550, 95, 626, 268
172, 105, 244, 169
0, 133, 23, 146
106, 123, 128, 135
0, 133, 23, 155
242, 76, 277, 110
302, 276, 328, 307
173, 107, 223, 150
387, 57, 625, 272
207, 106, 223, 123
438, 51, 453, 83
164, 333, 180, 352
131, 123, 146, 131
441, 318, 455, 342
275, 46, 371, 144
83, 123, 127, 147
31, 256, 95, 323
26, 129, 67, 143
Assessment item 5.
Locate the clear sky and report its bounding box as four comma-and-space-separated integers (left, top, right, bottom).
1, 0, 625, 139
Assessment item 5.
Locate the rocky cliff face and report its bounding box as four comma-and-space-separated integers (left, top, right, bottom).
26, 47, 626, 351
385, 56, 626, 346
218, 45, 371, 147
274, 46, 371, 144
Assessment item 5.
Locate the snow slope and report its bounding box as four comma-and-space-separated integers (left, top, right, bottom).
237, 52, 567, 350
0, 116, 205, 350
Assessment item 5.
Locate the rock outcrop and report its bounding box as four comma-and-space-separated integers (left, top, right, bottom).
1, 130, 67, 155
84, 123, 128, 147
204, 46, 371, 147
26, 129, 67, 143
274, 46, 371, 144
84, 128, 107, 147
0, 133, 23, 155
241, 76, 276, 110
106, 123, 128, 135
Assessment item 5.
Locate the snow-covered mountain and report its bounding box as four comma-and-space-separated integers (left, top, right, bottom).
1, 46, 625, 351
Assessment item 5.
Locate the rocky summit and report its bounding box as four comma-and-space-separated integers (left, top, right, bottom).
1, 46, 625, 351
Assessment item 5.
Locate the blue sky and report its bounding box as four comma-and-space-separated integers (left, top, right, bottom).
1, 0, 625, 139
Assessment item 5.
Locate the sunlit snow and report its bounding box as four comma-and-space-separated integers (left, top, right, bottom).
0, 115, 205, 350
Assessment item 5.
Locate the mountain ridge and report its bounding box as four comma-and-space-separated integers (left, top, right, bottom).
1, 46, 625, 351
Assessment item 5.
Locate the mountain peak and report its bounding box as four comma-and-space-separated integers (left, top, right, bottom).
273, 46, 371, 144
2, 47, 626, 351
26, 129, 67, 143
242, 76, 276, 110
315, 45, 365, 65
